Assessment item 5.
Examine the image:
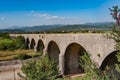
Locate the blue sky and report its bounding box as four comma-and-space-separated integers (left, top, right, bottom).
0, 0, 120, 29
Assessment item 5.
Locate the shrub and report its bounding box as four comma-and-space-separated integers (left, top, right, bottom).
0, 33, 10, 39
79, 52, 116, 80
109, 6, 120, 79
0, 39, 15, 50
0, 36, 26, 51
15, 36, 26, 49
21, 55, 59, 80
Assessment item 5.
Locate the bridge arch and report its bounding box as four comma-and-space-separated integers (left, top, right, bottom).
64, 42, 87, 75
47, 41, 60, 63
36, 39, 45, 52
100, 51, 120, 79
25, 38, 30, 49
30, 38, 36, 50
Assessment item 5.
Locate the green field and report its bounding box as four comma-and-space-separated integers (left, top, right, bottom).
0, 49, 40, 61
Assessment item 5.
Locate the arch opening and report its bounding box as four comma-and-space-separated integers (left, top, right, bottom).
64, 43, 86, 75
100, 51, 120, 79
47, 41, 60, 63
36, 39, 45, 52
30, 39, 35, 50
26, 38, 30, 49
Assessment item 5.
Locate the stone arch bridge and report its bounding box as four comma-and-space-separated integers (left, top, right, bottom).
10, 33, 117, 75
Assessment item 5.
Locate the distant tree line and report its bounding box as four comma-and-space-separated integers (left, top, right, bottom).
0, 33, 26, 50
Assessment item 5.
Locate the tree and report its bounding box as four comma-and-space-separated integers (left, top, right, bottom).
0, 33, 10, 39
109, 6, 120, 79
109, 6, 120, 26
15, 36, 26, 49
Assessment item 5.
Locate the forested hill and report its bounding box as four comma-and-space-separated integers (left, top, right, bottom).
47, 23, 112, 32
0, 22, 113, 33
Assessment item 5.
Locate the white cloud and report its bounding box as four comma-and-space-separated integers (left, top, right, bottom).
45, 15, 58, 19
40, 14, 48, 17
27, 11, 71, 20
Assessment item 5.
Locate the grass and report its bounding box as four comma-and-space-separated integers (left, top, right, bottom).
0, 38, 13, 43
0, 49, 41, 61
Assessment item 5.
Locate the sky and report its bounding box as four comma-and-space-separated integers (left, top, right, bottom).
0, 0, 120, 29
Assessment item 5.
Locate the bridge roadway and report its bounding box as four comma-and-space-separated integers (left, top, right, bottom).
10, 33, 116, 75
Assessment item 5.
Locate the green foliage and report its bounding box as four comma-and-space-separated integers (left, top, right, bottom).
0, 39, 15, 50
0, 33, 15, 50
0, 33, 10, 39
15, 36, 26, 49
79, 52, 116, 80
0, 35, 26, 51
109, 6, 120, 26
109, 6, 120, 76
21, 55, 59, 80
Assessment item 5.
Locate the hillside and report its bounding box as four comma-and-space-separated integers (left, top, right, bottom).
0, 22, 113, 33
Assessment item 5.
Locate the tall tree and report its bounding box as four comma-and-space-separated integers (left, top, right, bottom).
109, 6, 120, 74
109, 6, 120, 26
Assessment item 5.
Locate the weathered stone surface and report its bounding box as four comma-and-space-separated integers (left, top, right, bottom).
10, 33, 115, 75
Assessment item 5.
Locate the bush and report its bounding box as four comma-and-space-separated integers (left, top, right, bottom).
0, 36, 26, 51
109, 6, 120, 79
0, 39, 15, 50
79, 52, 116, 80
0, 33, 10, 39
21, 55, 59, 80
15, 36, 26, 49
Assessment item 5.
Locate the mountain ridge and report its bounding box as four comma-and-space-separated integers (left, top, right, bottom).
0, 22, 113, 33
